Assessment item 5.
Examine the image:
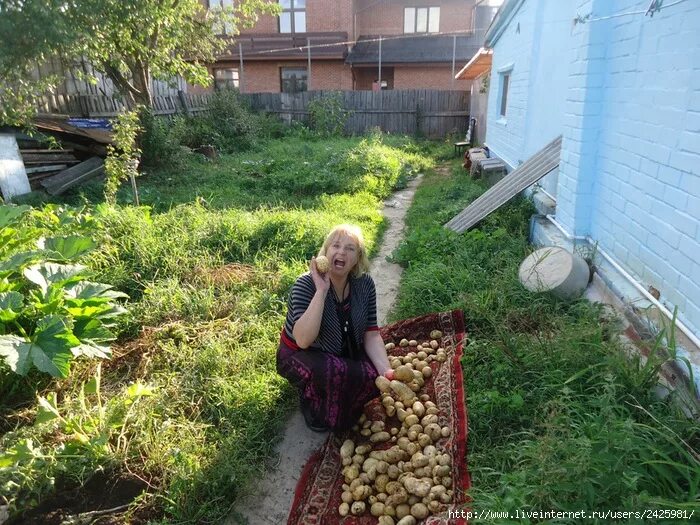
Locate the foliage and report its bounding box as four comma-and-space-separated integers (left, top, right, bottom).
390, 161, 700, 518
307, 92, 350, 137
0, 135, 435, 522
0, 205, 127, 378
0, 0, 280, 120
104, 109, 142, 204
0, 364, 154, 512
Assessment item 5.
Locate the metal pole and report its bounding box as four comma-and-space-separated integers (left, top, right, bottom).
238, 42, 244, 92
378, 36, 382, 89
307, 38, 312, 90
451, 35, 457, 89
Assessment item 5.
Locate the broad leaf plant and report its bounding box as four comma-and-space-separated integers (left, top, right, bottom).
0, 205, 127, 378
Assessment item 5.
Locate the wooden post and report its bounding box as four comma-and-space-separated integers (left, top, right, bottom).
239, 42, 245, 92
177, 90, 191, 116
307, 38, 312, 90
378, 36, 382, 89
451, 35, 457, 89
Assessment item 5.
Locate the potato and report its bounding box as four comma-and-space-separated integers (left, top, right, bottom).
344, 464, 359, 483
403, 476, 432, 497
417, 433, 432, 448
403, 414, 419, 427
351, 500, 366, 515
441, 426, 451, 438
430, 339, 440, 349
422, 366, 433, 379
378, 516, 395, 525
411, 452, 429, 468
315, 255, 330, 273
387, 464, 401, 479
429, 499, 441, 512
353, 484, 371, 501
411, 502, 429, 519
416, 351, 427, 360
376, 375, 392, 393
396, 503, 411, 519
386, 405, 396, 417
424, 423, 442, 441
385, 342, 396, 351
408, 340, 418, 347
391, 358, 402, 369
361, 428, 372, 437
426, 406, 439, 416
370, 501, 385, 516
421, 414, 438, 426
430, 330, 442, 339
338, 502, 349, 516
438, 454, 452, 466
371, 420, 385, 433
370, 431, 391, 443
340, 439, 354, 458
375, 473, 390, 492
399, 338, 409, 347
394, 365, 414, 383
396, 515, 416, 525
390, 381, 416, 404
356, 444, 372, 455
433, 465, 451, 478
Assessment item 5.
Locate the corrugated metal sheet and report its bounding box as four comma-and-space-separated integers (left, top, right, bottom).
444, 135, 562, 233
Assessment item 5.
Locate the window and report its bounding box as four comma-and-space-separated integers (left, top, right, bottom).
279, 0, 306, 33
209, 0, 234, 35
499, 71, 510, 117
404, 7, 440, 33
281, 67, 307, 93
214, 68, 239, 90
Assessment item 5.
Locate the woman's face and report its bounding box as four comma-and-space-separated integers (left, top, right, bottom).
326, 233, 359, 278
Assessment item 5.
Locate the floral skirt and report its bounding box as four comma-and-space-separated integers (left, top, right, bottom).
276, 338, 379, 431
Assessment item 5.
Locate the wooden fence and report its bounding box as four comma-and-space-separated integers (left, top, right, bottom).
38, 89, 470, 138
245, 90, 470, 138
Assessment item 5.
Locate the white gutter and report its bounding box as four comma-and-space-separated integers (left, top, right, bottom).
544, 214, 700, 350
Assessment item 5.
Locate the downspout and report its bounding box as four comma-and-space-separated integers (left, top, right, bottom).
544, 214, 700, 350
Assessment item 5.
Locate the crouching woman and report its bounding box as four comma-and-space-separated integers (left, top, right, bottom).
277, 224, 394, 432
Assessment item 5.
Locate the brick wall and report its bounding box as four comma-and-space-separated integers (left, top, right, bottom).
239, 0, 353, 35
581, 0, 700, 332
310, 61, 354, 91
356, 0, 474, 36
393, 65, 461, 90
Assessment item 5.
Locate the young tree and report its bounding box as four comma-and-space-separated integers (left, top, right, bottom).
0, 0, 279, 124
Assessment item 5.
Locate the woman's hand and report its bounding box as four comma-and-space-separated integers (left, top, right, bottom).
310, 256, 330, 293
383, 369, 395, 381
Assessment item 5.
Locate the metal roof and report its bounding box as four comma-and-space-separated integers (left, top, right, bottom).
346, 34, 480, 65
444, 135, 562, 233
455, 47, 493, 79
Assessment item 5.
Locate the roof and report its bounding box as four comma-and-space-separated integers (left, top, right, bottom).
221, 33, 348, 61
455, 47, 493, 79
484, 0, 525, 48
346, 34, 481, 65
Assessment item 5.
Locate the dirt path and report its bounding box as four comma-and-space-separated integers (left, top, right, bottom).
228, 175, 423, 525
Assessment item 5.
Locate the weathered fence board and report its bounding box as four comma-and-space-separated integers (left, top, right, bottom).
36, 89, 469, 138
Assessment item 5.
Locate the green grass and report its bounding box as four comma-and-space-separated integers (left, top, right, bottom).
0, 132, 438, 523
390, 162, 700, 522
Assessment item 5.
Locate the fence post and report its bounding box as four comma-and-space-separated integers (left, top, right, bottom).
177, 90, 192, 117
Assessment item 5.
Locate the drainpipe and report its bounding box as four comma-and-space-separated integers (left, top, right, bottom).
544, 214, 700, 350
378, 36, 382, 89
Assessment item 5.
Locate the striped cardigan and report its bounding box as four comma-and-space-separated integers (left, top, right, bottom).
282, 273, 379, 354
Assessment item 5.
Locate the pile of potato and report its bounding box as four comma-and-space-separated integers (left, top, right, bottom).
338, 330, 453, 525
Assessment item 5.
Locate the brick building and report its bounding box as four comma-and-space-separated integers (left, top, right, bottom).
198, 0, 483, 93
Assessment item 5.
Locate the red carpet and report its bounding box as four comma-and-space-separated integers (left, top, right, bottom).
287, 310, 469, 524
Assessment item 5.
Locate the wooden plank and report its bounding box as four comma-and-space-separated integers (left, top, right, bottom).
445, 136, 563, 233
25, 164, 69, 174
21, 152, 78, 162
41, 156, 105, 196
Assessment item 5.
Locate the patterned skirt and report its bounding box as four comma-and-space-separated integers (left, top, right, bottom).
276, 338, 379, 431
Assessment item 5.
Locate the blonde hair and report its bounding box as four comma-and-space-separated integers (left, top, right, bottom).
318, 224, 370, 277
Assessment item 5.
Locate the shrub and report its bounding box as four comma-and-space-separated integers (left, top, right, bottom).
307, 92, 350, 136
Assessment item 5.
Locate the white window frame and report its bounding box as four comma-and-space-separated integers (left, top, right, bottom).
497, 63, 513, 121
404, 7, 440, 34
210, 0, 234, 35
214, 68, 239, 90
279, 0, 306, 34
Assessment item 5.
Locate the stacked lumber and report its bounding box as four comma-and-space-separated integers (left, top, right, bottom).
19, 147, 81, 189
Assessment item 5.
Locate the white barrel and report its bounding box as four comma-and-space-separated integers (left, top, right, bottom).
518, 246, 590, 300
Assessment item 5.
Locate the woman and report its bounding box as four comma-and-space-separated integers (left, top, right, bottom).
277, 224, 394, 432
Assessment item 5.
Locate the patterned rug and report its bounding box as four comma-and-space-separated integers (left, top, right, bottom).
287, 310, 469, 525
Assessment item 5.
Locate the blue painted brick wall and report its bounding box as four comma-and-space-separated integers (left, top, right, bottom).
581, 0, 700, 335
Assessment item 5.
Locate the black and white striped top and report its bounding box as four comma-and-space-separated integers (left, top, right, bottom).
282, 273, 379, 354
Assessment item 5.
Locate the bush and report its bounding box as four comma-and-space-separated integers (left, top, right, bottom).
139, 110, 185, 170
307, 92, 349, 137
